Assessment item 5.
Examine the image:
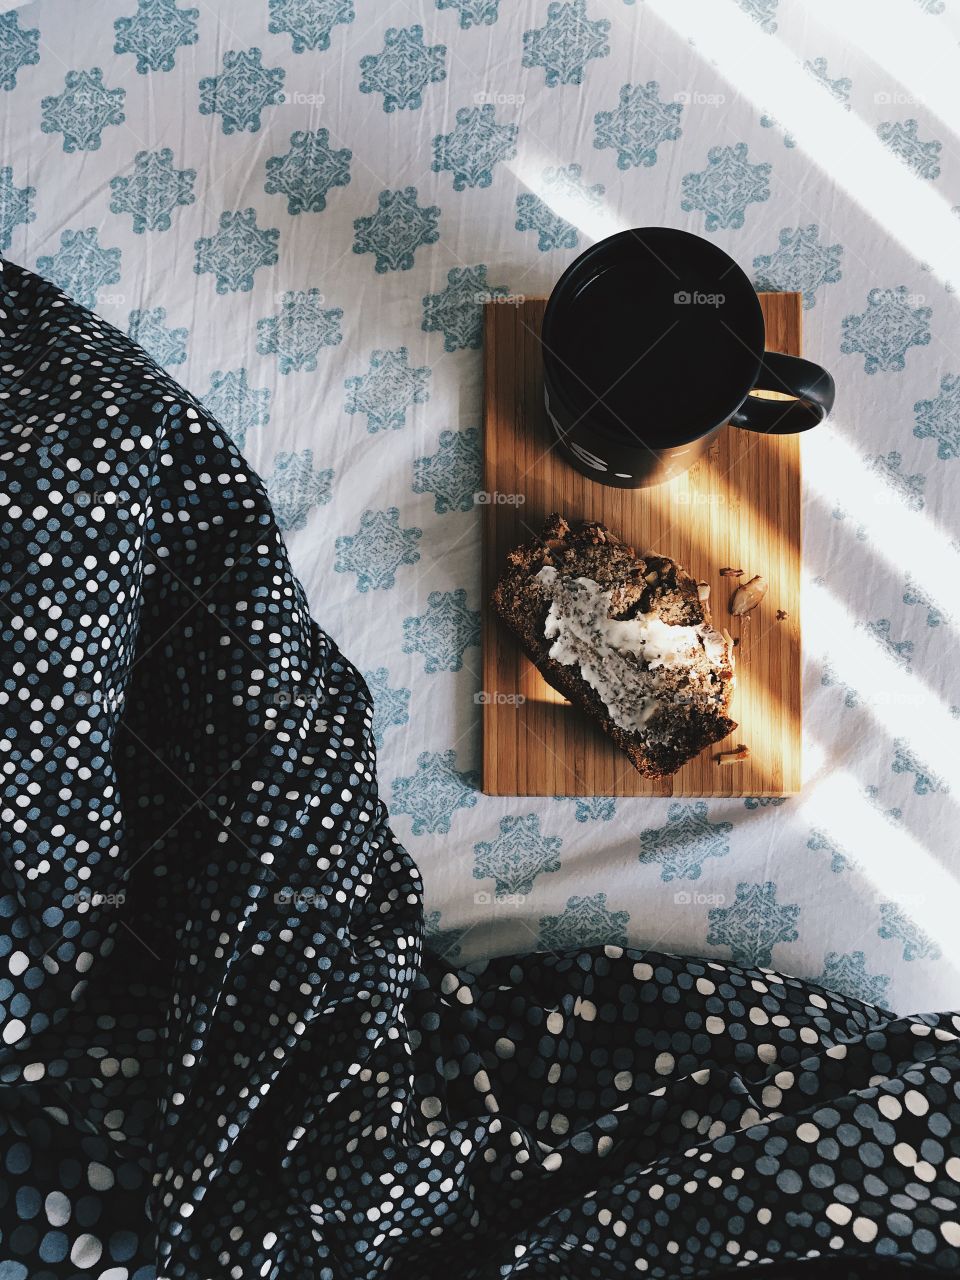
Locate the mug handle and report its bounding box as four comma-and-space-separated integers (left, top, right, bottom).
729, 351, 835, 435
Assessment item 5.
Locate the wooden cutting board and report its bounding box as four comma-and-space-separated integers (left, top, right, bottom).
480, 292, 802, 798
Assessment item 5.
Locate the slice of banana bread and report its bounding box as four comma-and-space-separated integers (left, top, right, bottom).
492, 514, 737, 778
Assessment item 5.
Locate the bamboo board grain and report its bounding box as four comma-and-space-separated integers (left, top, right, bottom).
481, 292, 802, 798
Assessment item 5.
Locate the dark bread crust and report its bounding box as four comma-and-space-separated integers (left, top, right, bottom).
492, 514, 737, 778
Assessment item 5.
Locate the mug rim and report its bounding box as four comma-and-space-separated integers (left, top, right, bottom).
541, 226, 765, 450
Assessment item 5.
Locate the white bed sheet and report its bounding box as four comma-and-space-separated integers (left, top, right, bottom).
3, 0, 959, 1011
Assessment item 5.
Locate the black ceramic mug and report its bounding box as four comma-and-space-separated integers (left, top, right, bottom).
541, 227, 835, 488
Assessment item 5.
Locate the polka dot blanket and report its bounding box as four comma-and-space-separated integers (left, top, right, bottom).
2, 258, 960, 1280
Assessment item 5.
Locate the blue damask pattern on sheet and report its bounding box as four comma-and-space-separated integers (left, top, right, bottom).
437, 0, 501, 28
128, 306, 188, 366
35, 228, 122, 309
804, 56, 852, 106
539, 893, 630, 949
516, 164, 604, 250
593, 82, 682, 169
264, 129, 352, 214
334, 508, 422, 591
114, 0, 199, 73
359, 25, 447, 113
265, 449, 334, 531
891, 740, 946, 796
680, 143, 771, 232
344, 348, 431, 432
0, 11, 40, 91
362, 667, 411, 747
752, 224, 843, 309
759, 111, 796, 149
841, 286, 932, 373
808, 827, 855, 875
40, 68, 125, 152
817, 951, 890, 1006
878, 903, 941, 962
737, 0, 780, 32
432, 106, 518, 190
412, 428, 481, 514
867, 450, 927, 508
0, 166, 35, 251
199, 48, 285, 134
638, 802, 733, 882
194, 209, 280, 293
353, 188, 441, 273
402, 589, 481, 672
110, 150, 196, 234
522, 1, 610, 88
707, 881, 800, 967
257, 289, 343, 373
474, 815, 563, 896
422, 265, 508, 350
576, 796, 615, 821
392, 750, 479, 834
877, 119, 942, 180
915, 374, 960, 460
268, 0, 355, 52
865, 783, 903, 825
903, 573, 950, 626
200, 368, 271, 451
